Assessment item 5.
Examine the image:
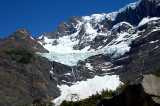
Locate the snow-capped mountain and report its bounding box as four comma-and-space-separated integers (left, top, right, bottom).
35, 0, 160, 105
0, 0, 160, 105
37, 0, 160, 66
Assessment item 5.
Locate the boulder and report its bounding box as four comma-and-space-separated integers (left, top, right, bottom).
97, 74, 160, 106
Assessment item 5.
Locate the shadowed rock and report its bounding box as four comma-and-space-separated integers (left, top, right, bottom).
97, 74, 160, 106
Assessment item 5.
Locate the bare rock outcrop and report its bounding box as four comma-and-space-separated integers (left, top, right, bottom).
97, 74, 160, 106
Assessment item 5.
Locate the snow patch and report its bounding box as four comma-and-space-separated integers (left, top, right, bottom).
52, 75, 121, 105
111, 22, 133, 31
85, 23, 98, 41
86, 63, 94, 70
91, 13, 108, 22
38, 35, 44, 40
50, 71, 54, 74
83, 16, 91, 23
65, 73, 72, 76
30, 36, 34, 40
143, 28, 160, 38
151, 46, 159, 51
138, 17, 160, 27
149, 40, 159, 43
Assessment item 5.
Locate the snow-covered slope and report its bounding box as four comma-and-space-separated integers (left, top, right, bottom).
37, 30, 139, 66
53, 75, 121, 105
37, 21, 140, 66
138, 17, 160, 27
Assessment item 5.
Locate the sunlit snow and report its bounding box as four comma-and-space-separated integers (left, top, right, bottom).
85, 23, 98, 41
86, 63, 94, 70
83, 0, 140, 22
149, 40, 159, 43
111, 22, 133, 31
52, 75, 121, 105
38, 26, 139, 66
138, 17, 160, 27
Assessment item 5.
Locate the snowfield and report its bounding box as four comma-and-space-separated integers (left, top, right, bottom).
52, 75, 121, 105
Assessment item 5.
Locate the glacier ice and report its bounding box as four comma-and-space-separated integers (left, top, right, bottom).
37, 24, 139, 66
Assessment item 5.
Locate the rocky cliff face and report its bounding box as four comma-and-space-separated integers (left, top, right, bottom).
0, 28, 60, 106
0, 28, 48, 53
97, 74, 160, 106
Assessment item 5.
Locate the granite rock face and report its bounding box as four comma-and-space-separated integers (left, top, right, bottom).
141, 75, 160, 96
97, 74, 160, 106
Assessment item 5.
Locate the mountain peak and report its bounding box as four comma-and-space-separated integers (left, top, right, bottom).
15, 27, 30, 36
9, 27, 35, 41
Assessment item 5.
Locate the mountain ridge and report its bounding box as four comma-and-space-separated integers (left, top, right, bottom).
38, 0, 160, 40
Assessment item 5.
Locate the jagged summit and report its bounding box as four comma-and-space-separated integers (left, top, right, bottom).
0, 28, 48, 53
17, 27, 28, 33
38, 0, 160, 41
12, 28, 31, 37
6, 27, 35, 43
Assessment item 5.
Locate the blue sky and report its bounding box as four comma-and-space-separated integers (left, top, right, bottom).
0, 0, 138, 38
